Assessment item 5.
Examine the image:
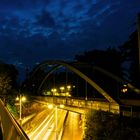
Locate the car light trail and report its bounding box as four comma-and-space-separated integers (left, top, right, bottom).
28, 114, 54, 139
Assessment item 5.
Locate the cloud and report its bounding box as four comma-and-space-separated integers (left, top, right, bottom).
35, 9, 55, 28
0, 15, 49, 67
0, 0, 51, 10
72, 1, 84, 13
0, 0, 140, 71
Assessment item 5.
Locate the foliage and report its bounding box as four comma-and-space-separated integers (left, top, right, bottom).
0, 62, 19, 105
0, 62, 18, 89
6, 101, 18, 118
22, 67, 47, 95
83, 110, 140, 140
0, 73, 12, 95
119, 31, 140, 88
75, 47, 124, 77
75, 48, 124, 99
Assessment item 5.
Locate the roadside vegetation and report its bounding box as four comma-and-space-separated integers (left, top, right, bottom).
83, 110, 140, 140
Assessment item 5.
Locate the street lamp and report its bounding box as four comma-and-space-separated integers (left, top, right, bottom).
60, 86, 65, 93
47, 103, 64, 140
121, 84, 128, 93
67, 85, 71, 91
16, 95, 26, 125
51, 88, 57, 96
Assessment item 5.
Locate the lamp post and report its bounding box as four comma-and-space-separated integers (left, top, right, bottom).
51, 88, 57, 96
16, 95, 26, 125
67, 85, 71, 91
48, 104, 58, 140
47, 104, 64, 140
55, 105, 58, 140
60, 86, 65, 95
137, 13, 140, 75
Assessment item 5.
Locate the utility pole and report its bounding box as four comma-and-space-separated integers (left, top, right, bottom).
137, 13, 140, 76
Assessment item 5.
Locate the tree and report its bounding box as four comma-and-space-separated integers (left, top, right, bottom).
74, 48, 124, 99
83, 110, 140, 140
119, 31, 140, 88
23, 67, 47, 95
0, 62, 18, 89
0, 73, 11, 94
0, 62, 19, 104
75, 47, 124, 77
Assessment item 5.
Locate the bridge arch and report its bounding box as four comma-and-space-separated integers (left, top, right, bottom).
31, 60, 118, 104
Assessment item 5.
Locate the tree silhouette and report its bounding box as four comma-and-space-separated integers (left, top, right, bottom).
0, 73, 12, 95
75, 48, 124, 99
0, 62, 18, 104
119, 31, 140, 88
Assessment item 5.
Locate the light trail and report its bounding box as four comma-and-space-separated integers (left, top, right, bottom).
24, 104, 82, 140
62, 112, 83, 140
43, 123, 55, 140
33, 115, 54, 140
28, 110, 54, 139
46, 109, 67, 140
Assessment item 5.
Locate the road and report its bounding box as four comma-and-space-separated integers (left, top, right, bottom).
15, 102, 84, 140
24, 107, 67, 140
62, 112, 83, 140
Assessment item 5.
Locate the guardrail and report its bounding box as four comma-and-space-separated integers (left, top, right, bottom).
0, 99, 29, 140
32, 96, 120, 114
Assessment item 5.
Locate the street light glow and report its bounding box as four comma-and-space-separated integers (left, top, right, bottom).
16, 96, 19, 101
60, 86, 65, 92
59, 104, 64, 108
51, 88, 57, 92
122, 84, 128, 93
21, 96, 26, 102
16, 96, 26, 102
48, 104, 53, 109
67, 85, 71, 90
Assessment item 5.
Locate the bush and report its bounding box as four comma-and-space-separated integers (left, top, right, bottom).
83, 110, 140, 140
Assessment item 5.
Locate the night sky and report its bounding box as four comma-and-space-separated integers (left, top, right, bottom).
0, 0, 140, 71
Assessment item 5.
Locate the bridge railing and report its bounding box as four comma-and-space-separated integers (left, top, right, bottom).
33, 96, 120, 114
0, 99, 29, 140
37, 96, 140, 118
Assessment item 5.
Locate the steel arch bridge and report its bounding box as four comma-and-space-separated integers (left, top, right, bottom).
30, 60, 140, 105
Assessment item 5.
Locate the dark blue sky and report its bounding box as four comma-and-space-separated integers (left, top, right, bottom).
0, 0, 140, 70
